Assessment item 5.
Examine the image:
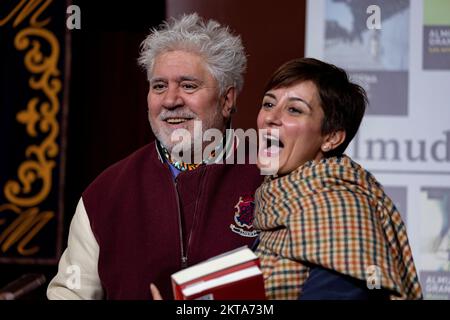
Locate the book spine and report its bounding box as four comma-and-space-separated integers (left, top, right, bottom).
172, 280, 185, 300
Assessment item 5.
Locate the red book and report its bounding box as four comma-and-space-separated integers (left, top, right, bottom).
171, 246, 266, 300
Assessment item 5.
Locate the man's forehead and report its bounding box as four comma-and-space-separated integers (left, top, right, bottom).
151, 51, 214, 77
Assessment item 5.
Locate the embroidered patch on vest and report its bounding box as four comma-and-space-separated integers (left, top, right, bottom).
230, 195, 258, 238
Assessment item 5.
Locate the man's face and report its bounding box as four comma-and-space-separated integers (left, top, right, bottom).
147, 50, 227, 153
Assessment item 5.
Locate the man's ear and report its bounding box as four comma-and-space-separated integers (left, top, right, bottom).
221, 87, 236, 118
322, 130, 346, 152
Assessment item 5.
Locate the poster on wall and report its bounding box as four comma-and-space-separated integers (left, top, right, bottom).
306, 0, 450, 299
420, 187, 450, 299
423, 0, 450, 70
324, 0, 409, 115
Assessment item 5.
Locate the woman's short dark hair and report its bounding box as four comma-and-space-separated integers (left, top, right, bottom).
264, 57, 367, 157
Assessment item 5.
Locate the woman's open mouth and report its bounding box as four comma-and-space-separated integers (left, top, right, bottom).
261, 133, 284, 157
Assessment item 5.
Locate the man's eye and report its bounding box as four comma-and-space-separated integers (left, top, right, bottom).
151, 83, 166, 91
181, 83, 198, 90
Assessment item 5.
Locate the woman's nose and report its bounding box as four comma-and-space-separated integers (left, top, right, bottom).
264, 106, 282, 127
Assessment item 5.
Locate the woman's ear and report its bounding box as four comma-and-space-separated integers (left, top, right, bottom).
221, 87, 236, 118
321, 130, 346, 153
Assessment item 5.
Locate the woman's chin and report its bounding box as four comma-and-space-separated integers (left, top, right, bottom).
257, 154, 281, 176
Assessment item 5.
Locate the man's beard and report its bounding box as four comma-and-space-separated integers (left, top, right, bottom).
149, 106, 225, 161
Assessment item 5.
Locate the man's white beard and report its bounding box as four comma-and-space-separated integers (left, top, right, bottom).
170, 124, 204, 164
149, 108, 225, 163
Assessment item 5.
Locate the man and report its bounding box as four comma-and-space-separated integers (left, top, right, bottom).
47, 13, 263, 299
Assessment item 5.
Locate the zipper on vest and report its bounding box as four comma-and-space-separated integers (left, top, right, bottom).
173, 180, 188, 269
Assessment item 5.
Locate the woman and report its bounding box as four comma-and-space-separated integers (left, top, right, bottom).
254, 58, 422, 300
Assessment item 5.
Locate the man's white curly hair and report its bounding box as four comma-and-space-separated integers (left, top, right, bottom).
138, 13, 247, 96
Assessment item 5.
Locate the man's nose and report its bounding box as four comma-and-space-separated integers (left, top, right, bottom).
162, 86, 183, 109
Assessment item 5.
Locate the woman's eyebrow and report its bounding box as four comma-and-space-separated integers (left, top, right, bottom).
264, 92, 277, 100
288, 96, 312, 110
264, 92, 312, 110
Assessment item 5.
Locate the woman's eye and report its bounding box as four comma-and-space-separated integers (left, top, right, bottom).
288, 107, 302, 114
262, 102, 274, 109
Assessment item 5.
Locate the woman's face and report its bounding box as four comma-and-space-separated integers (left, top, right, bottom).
257, 80, 328, 176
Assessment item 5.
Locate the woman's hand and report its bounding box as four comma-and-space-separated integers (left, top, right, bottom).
150, 283, 163, 300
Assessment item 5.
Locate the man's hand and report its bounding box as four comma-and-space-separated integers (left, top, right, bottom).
150, 283, 163, 300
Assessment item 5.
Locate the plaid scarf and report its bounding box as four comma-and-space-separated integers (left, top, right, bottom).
253, 155, 422, 300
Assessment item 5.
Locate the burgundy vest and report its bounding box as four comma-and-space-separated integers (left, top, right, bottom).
82, 142, 264, 299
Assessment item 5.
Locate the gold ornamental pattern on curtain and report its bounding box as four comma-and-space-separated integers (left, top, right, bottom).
0, 0, 67, 264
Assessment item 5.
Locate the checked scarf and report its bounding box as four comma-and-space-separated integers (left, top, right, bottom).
253, 155, 422, 300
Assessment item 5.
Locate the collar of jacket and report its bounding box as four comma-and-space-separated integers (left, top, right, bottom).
153, 123, 238, 165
